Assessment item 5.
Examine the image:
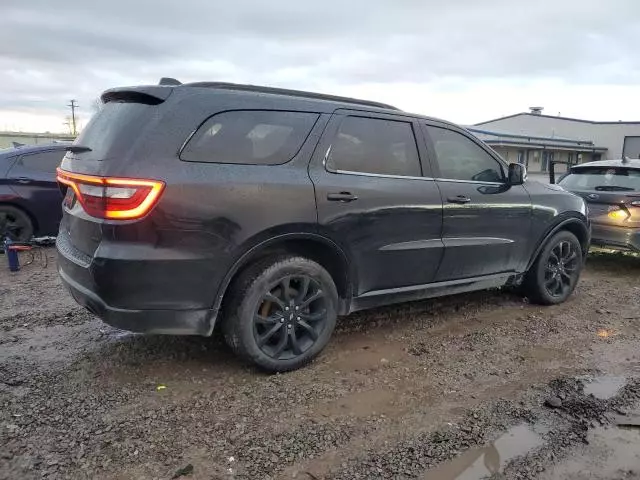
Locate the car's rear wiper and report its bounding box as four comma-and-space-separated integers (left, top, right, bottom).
66, 145, 92, 153
594, 185, 635, 192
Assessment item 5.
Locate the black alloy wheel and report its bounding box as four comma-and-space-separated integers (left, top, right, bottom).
253, 276, 328, 360
223, 256, 338, 372
544, 240, 580, 298
523, 230, 583, 305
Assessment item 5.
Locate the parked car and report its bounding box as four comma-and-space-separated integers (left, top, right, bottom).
556, 158, 640, 252
0, 143, 68, 242
56, 80, 590, 372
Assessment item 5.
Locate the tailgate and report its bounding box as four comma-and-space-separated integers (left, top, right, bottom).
58, 87, 172, 257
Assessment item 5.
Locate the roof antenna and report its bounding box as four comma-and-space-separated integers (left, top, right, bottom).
159, 77, 181, 86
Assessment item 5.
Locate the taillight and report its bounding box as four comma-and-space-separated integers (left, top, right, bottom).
56, 168, 165, 220
607, 204, 631, 222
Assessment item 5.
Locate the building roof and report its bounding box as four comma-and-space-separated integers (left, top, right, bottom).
474, 112, 640, 126
467, 127, 607, 152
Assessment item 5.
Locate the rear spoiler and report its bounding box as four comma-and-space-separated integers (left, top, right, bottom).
101, 86, 174, 105
548, 160, 573, 184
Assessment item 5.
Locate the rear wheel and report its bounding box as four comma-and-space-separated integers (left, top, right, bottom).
523, 230, 583, 305
222, 256, 338, 372
0, 206, 34, 243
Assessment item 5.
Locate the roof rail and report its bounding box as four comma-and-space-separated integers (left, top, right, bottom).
182, 81, 399, 110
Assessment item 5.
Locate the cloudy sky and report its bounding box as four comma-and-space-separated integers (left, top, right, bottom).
1, 0, 639, 133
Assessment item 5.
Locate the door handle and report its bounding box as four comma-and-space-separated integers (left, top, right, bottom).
447, 195, 471, 204
15, 177, 32, 185
327, 192, 358, 202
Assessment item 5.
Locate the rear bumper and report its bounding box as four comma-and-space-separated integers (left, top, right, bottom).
56, 232, 217, 336
591, 224, 640, 252
59, 267, 213, 335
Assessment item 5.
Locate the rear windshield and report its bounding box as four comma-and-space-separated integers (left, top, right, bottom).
559, 167, 640, 192
73, 102, 156, 160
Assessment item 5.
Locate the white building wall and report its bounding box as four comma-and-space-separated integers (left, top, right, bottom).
476, 114, 640, 159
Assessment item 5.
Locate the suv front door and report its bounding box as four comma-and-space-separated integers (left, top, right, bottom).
423, 124, 532, 281
310, 111, 443, 295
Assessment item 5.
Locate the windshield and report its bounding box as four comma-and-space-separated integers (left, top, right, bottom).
559, 167, 640, 192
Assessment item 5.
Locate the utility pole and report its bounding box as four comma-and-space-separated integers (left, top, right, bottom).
67, 99, 78, 135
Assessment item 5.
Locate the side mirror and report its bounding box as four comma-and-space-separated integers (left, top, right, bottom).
508, 163, 526, 185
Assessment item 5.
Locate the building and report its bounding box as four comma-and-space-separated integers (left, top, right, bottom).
470, 108, 640, 173
0, 131, 76, 149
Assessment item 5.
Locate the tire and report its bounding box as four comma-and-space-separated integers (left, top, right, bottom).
0, 205, 34, 243
222, 255, 339, 372
523, 230, 583, 305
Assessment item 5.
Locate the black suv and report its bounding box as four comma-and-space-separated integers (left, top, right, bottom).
57, 80, 590, 371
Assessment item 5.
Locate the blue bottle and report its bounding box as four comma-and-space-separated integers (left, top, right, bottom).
4, 238, 20, 272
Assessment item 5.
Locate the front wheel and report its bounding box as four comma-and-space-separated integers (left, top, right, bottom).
222, 256, 338, 372
523, 230, 584, 305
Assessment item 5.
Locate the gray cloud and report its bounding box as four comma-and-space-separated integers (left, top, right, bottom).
1, 0, 639, 126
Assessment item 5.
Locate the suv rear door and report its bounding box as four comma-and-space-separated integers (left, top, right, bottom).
7, 149, 65, 234
422, 123, 532, 281
309, 110, 443, 295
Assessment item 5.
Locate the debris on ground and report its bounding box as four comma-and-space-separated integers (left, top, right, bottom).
172, 463, 194, 479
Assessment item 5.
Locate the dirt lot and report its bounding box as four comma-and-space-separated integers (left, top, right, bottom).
1, 249, 640, 479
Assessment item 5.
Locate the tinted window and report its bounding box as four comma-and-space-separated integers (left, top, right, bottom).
327, 116, 421, 177
181, 110, 319, 165
74, 102, 155, 161
427, 126, 504, 183
559, 167, 640, 192
16, 150, 65, 173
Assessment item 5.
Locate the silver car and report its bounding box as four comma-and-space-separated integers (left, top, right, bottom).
558, 158, 640, 252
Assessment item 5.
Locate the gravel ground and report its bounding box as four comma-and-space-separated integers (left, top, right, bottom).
1, 249, 640, 479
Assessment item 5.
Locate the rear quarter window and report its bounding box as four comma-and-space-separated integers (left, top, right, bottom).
180, 110, 319, 165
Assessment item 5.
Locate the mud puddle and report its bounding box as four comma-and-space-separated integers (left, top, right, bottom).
414, 374, 640, 480
581, 375, 627, 399
540, 409, 640, 479
423, 423, 544, 479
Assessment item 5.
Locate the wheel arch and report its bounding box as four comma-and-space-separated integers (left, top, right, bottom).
526, 215, 590, 271
209, 233, 355, 334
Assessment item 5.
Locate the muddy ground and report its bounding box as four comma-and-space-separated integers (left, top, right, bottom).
1, 249, 640, 479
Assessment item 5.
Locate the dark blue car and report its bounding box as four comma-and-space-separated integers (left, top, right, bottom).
0, 143, 68, 241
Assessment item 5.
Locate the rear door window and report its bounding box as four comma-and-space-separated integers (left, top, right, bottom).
326, 116, 422, 177
559, 167, 640, 191
180, 110, 319, 165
